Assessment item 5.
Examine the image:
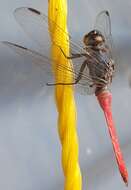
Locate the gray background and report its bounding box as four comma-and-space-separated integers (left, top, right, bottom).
0, 0, 131, 190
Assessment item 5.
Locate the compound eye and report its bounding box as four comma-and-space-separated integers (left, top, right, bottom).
83, 34, 88, 44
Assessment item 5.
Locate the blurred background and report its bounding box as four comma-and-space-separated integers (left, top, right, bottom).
0, 0, 131, 189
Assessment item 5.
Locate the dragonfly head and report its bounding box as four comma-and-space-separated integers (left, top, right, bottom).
83, 30, 105, 48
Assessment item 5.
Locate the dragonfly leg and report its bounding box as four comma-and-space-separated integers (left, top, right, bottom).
46, 61, 87, 86
59, 46, 85, 59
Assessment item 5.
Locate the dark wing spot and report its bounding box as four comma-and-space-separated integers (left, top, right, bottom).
105, 10, 109, 16
28, 8, 41, 15
13, 43, 28, 50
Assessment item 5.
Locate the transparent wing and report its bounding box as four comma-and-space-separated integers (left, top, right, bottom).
94, 10, 111, 38
94, 11, 114, 59
3, 42, 94, 95
3, 41, 101, 95
14, 7, 84, 55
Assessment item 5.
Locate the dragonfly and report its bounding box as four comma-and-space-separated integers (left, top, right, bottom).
2, 8, 128, 185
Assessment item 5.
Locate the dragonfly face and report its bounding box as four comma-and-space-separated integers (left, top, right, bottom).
83, 30, 105, 48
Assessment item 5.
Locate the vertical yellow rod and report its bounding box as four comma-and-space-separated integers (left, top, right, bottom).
48, 0, 82, 190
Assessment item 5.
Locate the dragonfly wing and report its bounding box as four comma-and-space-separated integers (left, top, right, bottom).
2, 41, 54, 83
14, 7, 49, 49
94, 11, 113, 55
2, 41, 79, 84
94, 10, 111, 38
3, 41, 102, 95
94, 10, 117, 72
14, 7, 84, 55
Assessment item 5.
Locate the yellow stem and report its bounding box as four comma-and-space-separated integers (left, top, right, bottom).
48, 0, 82, 190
